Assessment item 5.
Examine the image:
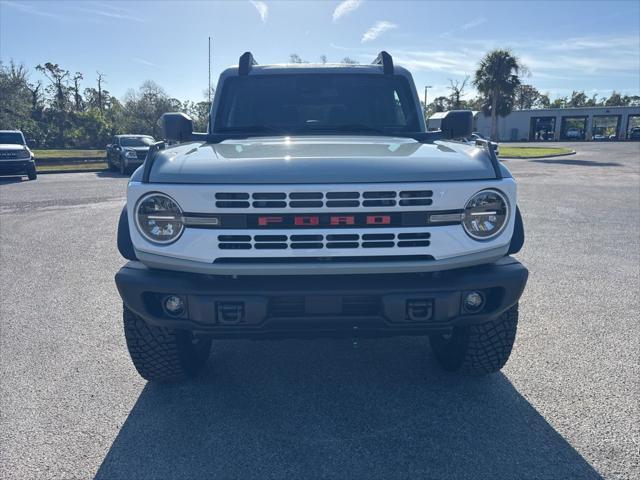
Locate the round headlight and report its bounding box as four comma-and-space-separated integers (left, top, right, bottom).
135, 193, 184, 244
462, 189, 509, 240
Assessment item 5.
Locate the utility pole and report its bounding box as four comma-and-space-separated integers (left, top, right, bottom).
423, 85, 432, 117
208, 37, 212, 104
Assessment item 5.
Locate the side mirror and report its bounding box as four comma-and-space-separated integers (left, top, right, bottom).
439, 110, 473, 139
27, 139, 37, 149
161, 112, 194, 143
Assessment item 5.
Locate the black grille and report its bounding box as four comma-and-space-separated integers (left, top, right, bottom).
211, 190, 433, 208
269, 297, 305, 317
216, 233, 431, 250
0, 150, 20, 159
269, 295, 381, 317
342, 296, 380, 315
136, 151, 148, 160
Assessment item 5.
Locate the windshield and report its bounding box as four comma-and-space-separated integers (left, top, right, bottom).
214, 74, 420, 135
120, 136, 154, 147
0, 132, 25, 145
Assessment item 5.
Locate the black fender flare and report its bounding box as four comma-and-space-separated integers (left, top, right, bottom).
508, 205, 524, 255
117, 205, 137, 260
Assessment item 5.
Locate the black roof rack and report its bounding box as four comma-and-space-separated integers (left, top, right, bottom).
238, 52, 257, 75
372, 51, 394, 74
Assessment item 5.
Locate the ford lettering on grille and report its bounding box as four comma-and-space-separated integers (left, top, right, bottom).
258, 214, 391, 227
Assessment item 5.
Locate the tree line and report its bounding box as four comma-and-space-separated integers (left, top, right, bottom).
0, 61, 211, 149
427, 80, 639, 115
1, 50, 638, 147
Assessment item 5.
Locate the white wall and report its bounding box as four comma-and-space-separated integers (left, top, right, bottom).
474, 106, 640, 141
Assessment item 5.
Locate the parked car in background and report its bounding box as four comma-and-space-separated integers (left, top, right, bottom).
0, 130, 37, 181
628, 127, 640, 140
565, 127, 583, 139
462, 132, 499, 156
106, 135, 156, 175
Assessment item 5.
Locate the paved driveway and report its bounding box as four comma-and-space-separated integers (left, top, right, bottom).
1, 142, 638, 479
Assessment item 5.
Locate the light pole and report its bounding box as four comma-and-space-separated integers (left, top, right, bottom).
424, 85, 433, 118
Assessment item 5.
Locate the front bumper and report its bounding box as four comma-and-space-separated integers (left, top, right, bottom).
0, 159, 34, 175
124, 158, 145, 168
115, 257, 528, 339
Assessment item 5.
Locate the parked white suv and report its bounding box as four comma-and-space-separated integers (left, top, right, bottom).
0, 130, 37, 180
115, 52, 528, 382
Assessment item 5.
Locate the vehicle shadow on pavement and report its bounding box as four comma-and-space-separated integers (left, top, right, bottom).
95, 337, 603, 480
0, 176, 25, 184
95, 171, 128, 179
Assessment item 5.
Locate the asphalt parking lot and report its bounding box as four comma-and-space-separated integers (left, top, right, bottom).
0, 141, 638, 480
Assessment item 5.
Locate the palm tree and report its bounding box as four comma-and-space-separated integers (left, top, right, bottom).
473, 50, 522, 141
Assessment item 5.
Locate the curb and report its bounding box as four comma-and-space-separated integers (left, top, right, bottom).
500, 150, 576, 160
38, 168, 108, 174
35, 158, 106, 164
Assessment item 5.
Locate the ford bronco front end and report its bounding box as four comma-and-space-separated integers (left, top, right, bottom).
115, 52, 527, 382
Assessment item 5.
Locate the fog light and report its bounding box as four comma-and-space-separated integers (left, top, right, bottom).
463, 291, 485, 313
164, 295, 185, 316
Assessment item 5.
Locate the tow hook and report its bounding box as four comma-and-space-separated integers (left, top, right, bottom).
216, 302, 245, 324
406, 299, 434, 322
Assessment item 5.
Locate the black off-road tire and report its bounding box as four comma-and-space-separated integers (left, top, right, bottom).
123, 304, 212, 382
429, 304, 519, 375
119, 158, 127, 176
107, 155, 116, 172
27, 165, 37, 181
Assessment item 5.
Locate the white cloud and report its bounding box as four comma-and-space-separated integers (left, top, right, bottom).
2, 1, 67, 20
333, 0, 362, 23
546, 35, 640, 51
250, 0, 268, 23
132, 57, 158, 67
461, 17, 486, 30
361, 21, 398, 43
75, 6, 146, 23
392, 49, 476, 76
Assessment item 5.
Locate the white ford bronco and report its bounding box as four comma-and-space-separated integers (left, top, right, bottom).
115, 52, 527, 382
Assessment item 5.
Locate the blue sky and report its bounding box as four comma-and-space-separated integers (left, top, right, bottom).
1, 0, 639, 104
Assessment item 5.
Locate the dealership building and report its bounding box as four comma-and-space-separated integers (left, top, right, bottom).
439, 106, 640, 142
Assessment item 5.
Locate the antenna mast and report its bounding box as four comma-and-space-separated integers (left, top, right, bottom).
208, 37, 212, 104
